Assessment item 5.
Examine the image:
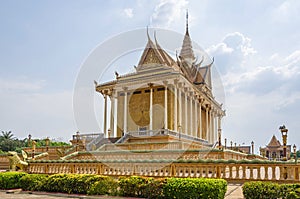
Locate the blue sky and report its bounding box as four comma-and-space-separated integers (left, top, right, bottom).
1, 0, 300, 152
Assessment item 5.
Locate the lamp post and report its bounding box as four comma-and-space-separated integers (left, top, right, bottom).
45, 137, 50, 152
293, 144, 297, 164
224, 138, 227, 149
279, 125, 288, 161
251, 141, 254, 154
32, 140, 36, 159
28, 134, 32, 147
230, 141, 233, 150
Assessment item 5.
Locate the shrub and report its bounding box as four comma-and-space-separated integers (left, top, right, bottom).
62, 174, 95, 194
39, 174, 67, 193
39, 174, 96, 194
0, 172, 27, 189
19, 174, 48, 191
146, 178, 166, 199
163, 178, 227, 199
87, 176, 118, 196
118, 176, 151, 197
243, 182, 300, 199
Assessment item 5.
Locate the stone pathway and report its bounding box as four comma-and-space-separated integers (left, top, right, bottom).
0, 184, 245, 199
225, 183, 244, 199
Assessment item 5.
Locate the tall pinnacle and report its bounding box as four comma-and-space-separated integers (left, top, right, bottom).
179, 10, 195, 61
186, 9, 189, 35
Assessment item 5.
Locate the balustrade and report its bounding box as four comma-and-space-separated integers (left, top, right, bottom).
26, 161, 300, 183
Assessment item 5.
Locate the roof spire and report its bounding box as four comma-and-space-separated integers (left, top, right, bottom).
179, 9, 195, 61
186, 9, 189, 34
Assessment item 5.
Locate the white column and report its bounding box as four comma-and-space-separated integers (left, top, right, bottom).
215, 114, 218, 143
211, 110, 215, 143
184, 90, 188, 135
205, 105, 209, 141
209, 109, 214, 143
103, 93, 108, 137
174, 82, 178, 132
164, 82, 168, 129
194, 97, 197, 138
113, 96, 118, 137
178, 85, 182, 132
190, 94, 193, 136
199, 99, 202, 139
109, 94, 114, 138
149, 84, 153, 132
123, 88, 128, 135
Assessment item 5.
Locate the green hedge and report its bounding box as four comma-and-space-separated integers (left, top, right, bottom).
19, 174, 48, 191
118, 176, 165, 198
39, 174, 109, 194
118, 176, 227, 199
0, 172, 27, 189
243, 181, 300, 199
163, 177, 227, 199
0, 172, 227, 198
87, 175, 118, 196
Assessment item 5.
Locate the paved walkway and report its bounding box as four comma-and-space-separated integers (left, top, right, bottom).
225, 183, 244, 199
0, 184, 245, 199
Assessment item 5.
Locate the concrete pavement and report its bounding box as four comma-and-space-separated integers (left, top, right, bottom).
225, 183, 244, 199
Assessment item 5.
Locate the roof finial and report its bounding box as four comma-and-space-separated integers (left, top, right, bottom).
186, 9, 189, 34
147, 26, 150, 41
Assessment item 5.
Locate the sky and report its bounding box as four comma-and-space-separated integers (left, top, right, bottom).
0, 0, 300, 153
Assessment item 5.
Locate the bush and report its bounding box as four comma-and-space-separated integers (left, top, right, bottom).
0, 172, 27, 189
146, 178, 166, 199
87, 176, 118, 196
243, 181, 281, 199
0, 173, 229, 198
243, 182, 300, 199
39, 174, 97, 194
118, 176, 152, 197
163, 178, 227, 199
61, 174, 95, 194
19, 174, 48, 191
38, 174, 67, 193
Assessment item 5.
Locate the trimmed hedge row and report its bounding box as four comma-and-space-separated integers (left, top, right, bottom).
243, 181, 300, 199
0, 172, 27, 189
164, 177, 227, 199
0, 172, 227, 198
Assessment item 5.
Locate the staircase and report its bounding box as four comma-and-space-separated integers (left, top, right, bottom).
86, 133, 105, 151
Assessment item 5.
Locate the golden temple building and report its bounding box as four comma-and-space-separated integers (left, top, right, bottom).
95, 13, 225, 147
260, 135, 291, 161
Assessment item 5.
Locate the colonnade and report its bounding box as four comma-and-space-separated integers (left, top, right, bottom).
99, 79, 224, 144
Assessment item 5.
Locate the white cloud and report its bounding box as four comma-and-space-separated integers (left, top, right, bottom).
222, 68, 300, 149
0, 77, 76, 141
0, 77, 44, 92
207, 30, 300, 148
271, 0, 300, 23
123, 8, 134, 18
150, 0, 188, 28
206, 32, 256, 75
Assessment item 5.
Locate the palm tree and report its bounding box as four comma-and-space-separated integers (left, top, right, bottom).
0, 131, 18, 152
1, 131, 15, 140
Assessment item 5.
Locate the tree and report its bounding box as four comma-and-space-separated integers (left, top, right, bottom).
0, 131, 15, 140
0, 131, 26, 152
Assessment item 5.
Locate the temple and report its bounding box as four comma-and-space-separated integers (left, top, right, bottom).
95, 12, 225, 147
260, 135, 291, 161
5, 13, 300, 185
